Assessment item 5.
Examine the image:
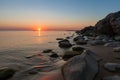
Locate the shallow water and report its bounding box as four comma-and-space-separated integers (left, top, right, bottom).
0, 31, 73, 80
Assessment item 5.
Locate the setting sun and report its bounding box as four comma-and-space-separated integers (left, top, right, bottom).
37, 28, 41, 31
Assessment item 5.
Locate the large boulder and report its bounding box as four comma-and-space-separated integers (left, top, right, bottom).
95, 11, 120, 36
62, 50, 100, 80
76, 26, 96, 36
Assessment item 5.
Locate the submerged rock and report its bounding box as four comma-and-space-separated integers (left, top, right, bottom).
104, 63, 120, 72
0, 68, 16, 80
62, 50, 99, 80
42, 49, 52, 53
103, 75, 120, 80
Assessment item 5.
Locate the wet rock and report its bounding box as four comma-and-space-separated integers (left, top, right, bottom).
104, 42, 120, 47
62, 50, 99, 80
58, 39, 72, 48
113, 47, 120, 52
72, 46, 84, 52
0, 68, 16, 80
42, 49, 52, 53
56, 38, 64, 40
66, 36, 70, 39
25, 54, 36, 58
103, 75, 120, 80
62, 51, 81, 61
50, 52, 59, 58
104, 63, 120, 72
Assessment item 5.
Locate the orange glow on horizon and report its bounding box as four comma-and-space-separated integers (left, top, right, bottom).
37, 28, 41, 31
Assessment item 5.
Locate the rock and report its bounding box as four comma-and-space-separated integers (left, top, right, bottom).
104, 63, 120, 72
104, 42, 120, 47
103, 75, 120, 80
114, 35, 120, 41
56, 38, 64, 40
66, 36, 70, 39
95, 11, 120, 36
95, 35, 110, 41
0, 68, 16, 80
90, 40, 105, 45
73, 36, 84, 41
42, 49, 52, 53
113, 47, 120, 52
75, 26, 96, 36
72, 46, 84, 52
75, 39, 87, 45
62, 50, 99, 80
62, 51, 82, 61
50, 52, 59, 58
58, 39, 72, 48
25, 54, 36, 58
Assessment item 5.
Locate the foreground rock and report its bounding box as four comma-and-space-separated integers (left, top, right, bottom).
58, 39, 72, 48
0, 68, 16, 80
104, 63, 120, 72
103, 75, 120, 80
62, 50, 100, 80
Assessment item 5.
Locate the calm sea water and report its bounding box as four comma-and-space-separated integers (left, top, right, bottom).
0, 31, 73, 53
0, 31, 74, 80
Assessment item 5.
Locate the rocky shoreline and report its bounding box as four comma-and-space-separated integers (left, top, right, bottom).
0, 11, 120, 80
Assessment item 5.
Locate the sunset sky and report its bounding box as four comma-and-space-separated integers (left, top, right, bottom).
0, 0, 120, 30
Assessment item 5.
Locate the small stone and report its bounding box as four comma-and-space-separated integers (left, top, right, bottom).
50, 52, 59, 58
56, 38, 64, 40
72, 46, 84, 52
42, 49, 52, 53
103, 75, 120, 80
113, 47, 120, 52
104, 63, 120, 72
